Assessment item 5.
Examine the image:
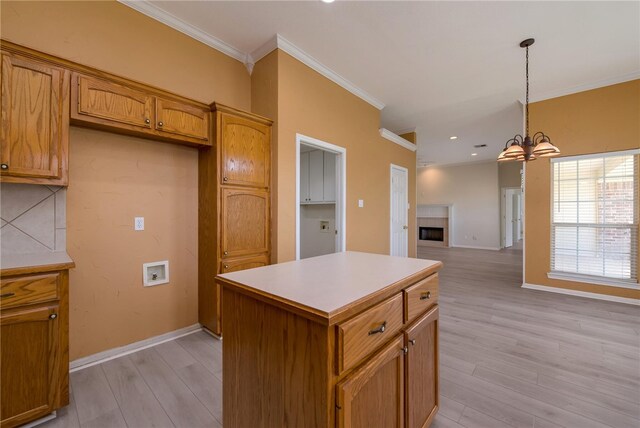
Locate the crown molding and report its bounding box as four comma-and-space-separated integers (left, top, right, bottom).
394, 127, 416, 135
249, 35, 279, 66
379, 128, 417, 152
521, 70, 640, 104
117, 0, 248, 64
275, 35, 385, 110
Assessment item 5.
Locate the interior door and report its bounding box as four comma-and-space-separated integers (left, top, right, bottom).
390, 165, 409, 257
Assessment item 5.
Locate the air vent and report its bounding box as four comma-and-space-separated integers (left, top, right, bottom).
474, 144, 488, 148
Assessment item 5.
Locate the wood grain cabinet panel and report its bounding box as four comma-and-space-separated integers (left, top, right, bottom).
220, 113, 270, 188
73, 73, 153, 129
405, 306, 439, 428
220, 188, 269, 258
337, 293, 403, 373
0, 273, 59, 310
156, 98, 209, 142
0, 304, 60, 428
220, 253, 269, 274
337, 335, 405, 428
0, 53, 69, 185
404, 273, 439, 323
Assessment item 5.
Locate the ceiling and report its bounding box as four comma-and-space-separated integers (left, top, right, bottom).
132, 1, 639, 166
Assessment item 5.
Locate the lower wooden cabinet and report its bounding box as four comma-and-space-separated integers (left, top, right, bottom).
337, 335, 405, 428
0, 267, 71, 428
405, 306, 439, 428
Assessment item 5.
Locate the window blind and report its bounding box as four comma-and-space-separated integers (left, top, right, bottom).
551, 150, 639, 284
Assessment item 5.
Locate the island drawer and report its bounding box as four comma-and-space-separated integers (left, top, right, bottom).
336, 292, 403, 374
404, 273, 438, 323
0, 273, 60, 310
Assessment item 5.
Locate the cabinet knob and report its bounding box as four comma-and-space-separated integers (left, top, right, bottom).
420, 291, 431, 301
49, 313, 57, 320
224, 264, 229, 269
145, 118, 150, 124
158, 121, 163, 127
223, 251, 228, 255
223, 177, 228, 182
402, 346, 409, 355
0, 164, 8, 170
409, 339, 416, 346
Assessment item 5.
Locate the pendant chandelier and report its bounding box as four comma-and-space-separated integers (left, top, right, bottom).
498, 38, 560, 162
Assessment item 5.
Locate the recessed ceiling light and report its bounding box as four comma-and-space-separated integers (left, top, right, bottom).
471, 153, 478, 156
449, 136, 458, 140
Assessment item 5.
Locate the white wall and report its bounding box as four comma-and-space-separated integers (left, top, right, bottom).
417, 161, 501, 250
300, 204, 336, 259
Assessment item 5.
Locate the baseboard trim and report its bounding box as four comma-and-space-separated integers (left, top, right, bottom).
22, 412, 56, 428
201, 327, 222, 340
522, 283, 640, 306
70, 323, 203, 372
451, 245, 501, 251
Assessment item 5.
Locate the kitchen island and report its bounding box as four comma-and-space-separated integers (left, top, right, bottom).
216, 251, 442, 428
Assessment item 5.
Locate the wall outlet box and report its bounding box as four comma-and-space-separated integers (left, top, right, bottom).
320, 220, 330, 233
358, 199, 364, 208
135, 217, 144, 231
143, 260, 169, 286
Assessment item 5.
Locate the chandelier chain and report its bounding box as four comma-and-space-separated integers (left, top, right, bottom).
525, 46, 529, 137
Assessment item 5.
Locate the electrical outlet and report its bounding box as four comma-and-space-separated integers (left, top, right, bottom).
358, 199, 364, 208
135, 217, 144, 231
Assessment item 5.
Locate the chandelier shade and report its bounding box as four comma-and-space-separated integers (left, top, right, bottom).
497, 38, 560, 163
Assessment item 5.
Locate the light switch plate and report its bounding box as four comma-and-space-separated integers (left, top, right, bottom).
358, 199, 364, 208
135, 217, 144, 231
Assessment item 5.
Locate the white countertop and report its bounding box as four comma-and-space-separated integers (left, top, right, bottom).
218, 251, 440, 317
1, 251, 74, 272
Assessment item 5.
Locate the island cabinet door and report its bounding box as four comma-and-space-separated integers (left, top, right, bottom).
1, 304, 60, 428
336, 335, 405, 428
404, 306, 439, 428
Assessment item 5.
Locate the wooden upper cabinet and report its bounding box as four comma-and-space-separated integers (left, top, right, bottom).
73, 74, 153, 129
220, 188, 270, 259
336, 335, 405, 428
1, 304, 60, 428
156, 98, 209, 141
405, 306, 439, 428
220, 113, 270, 188
0, 53, 69, 185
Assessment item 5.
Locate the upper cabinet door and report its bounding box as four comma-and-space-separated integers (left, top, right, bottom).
155, 98, 209, 142
0, 53, 68, 183
308, 150, 324, 202
74, 74, 153, 129
220, 113, 270, 188
405, 306, 439, 428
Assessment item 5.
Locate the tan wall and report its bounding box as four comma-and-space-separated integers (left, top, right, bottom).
1, 1, 251, 359
254, 50, 417, 262
498, 162, 522, 189
525, 80, 640, 299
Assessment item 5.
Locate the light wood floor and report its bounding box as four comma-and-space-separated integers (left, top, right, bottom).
42, 246, 639, 428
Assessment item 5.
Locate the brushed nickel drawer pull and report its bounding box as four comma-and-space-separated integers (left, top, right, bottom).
409, 339, 416, 346
368, 321, 387, 335
420, 291, 431, 300
0, 292, 15, 298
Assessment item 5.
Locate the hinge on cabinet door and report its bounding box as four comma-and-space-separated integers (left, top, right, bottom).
336, 405, 342, 410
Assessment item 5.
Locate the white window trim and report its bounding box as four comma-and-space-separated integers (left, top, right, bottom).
549, 149, 639, 286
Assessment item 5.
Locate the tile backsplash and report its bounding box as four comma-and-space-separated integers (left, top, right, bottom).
1, 183, 67, 254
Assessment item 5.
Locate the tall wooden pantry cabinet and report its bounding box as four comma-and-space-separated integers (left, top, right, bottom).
198, 103, 272, 335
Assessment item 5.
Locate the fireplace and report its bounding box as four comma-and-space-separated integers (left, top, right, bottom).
419, 227, 444, 242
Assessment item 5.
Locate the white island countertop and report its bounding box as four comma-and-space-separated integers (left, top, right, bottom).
217, 251, 441, 325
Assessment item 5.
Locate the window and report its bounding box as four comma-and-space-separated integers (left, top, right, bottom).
550, 150, 639, 286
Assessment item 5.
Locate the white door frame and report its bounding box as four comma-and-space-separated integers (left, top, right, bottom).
390, 164, 409, 257
296, 133, 347, 260
501, 186, 521, 248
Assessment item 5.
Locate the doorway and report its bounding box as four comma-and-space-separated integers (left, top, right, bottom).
296, 134, 346, 260
390, 164, 409, 257
501, 187, 522, 248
